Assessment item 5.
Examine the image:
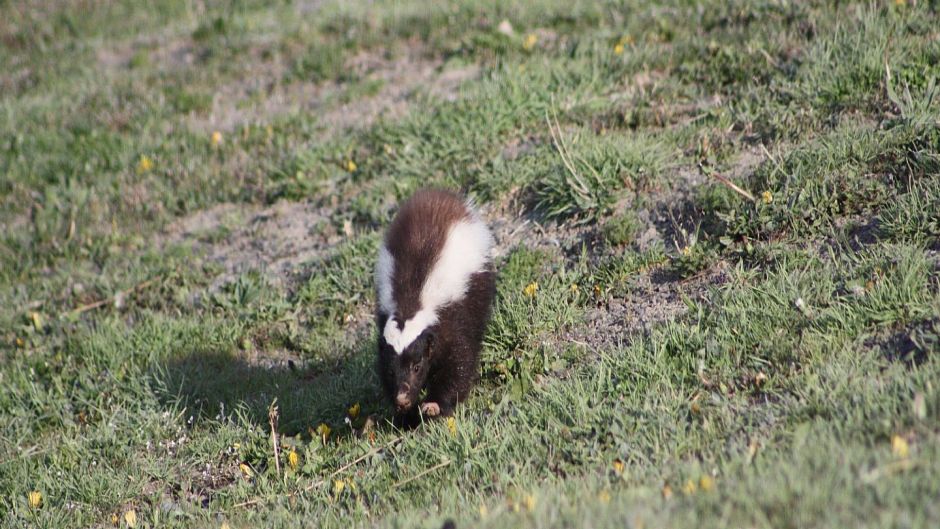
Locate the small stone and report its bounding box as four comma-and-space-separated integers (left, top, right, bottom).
497, 19, 514, 36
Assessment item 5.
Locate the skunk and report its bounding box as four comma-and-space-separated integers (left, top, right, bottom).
375, 188, 496, 427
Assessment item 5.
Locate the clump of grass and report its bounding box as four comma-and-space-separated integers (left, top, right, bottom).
286, 40, 351, 83
293, 233, 379, 351
879, 179, 940, 247
163, 85, 213, 114
697, 120, 940, 244
602, 212, 641, 248
535, 124, 668, 224
669, 241, 717, 280
590, 246, 667, 298
482, 247, 583, 394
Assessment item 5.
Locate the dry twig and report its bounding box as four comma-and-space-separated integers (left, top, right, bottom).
269, 401, 281, 477
392, 458, 452, 489
699, 163, 756, 202
66, 278, 157, 318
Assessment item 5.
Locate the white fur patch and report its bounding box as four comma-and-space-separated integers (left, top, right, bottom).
419, 217, 493, 314
383, 309, 438, 354
376, 206, 493, 354
375, 245, 395, 316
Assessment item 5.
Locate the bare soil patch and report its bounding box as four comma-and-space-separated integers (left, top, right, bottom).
95, 27, 479, 134
191, 46, 479, 133
162, 200, 339, 289
572, 261, 730, 351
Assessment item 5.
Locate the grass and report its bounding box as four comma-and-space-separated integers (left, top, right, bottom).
1, 0, 939, 528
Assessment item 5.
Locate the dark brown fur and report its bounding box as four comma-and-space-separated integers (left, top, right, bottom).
383, 188, 469, 321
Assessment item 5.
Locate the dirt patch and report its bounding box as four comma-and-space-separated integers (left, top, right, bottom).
488, 214, 570, 260
162, 200, 341, 290
647, 148, 766, 250
483, 194, 729, 351
97, 29, 204, 72
0, 211, 30, 235
486, 147, 764, 351
95, 25, 479, 134
427, 63, 480, 102
191, 46, 479, 133
569, 149, 761, 347
866, 317, 938, 367
571, 261, 730, 350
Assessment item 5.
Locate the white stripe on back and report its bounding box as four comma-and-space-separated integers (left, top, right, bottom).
376, 208, 492, 354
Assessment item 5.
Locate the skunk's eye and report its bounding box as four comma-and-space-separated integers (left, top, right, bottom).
412, 363, 420, 373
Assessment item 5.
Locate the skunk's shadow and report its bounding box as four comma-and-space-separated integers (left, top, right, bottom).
154, 342, 387, 435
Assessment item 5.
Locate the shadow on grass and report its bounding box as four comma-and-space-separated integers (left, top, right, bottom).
154, 342, 389, 436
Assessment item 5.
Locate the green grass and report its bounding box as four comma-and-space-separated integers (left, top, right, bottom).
2, 1, 939, 528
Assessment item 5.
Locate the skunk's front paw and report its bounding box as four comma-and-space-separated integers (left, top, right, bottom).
420, 401, 441, 417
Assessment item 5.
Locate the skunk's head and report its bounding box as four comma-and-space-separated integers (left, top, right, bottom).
380, 329, 434, 412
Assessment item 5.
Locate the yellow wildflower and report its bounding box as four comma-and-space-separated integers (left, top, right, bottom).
288, 449, 300, 470
761, 190, 773, 204
316, 423, 331, 443
446, 416, 457, 436
523, 282, 539, 297
333, 479, 346, 496
211, 130, 223, 147
27, 491, 42, 509
29, 311, 43, 330
699, 475, 715, 492
891, 435, 909, 458
613, 43, 624, 55
523, 493, 537, 511
111, 513, 119, 524
344, 159, 357, 172
661, 484, 673, 499
523, 33, 537, 51
598, 489, 611, 503
239, 463, 253, 478
124, 509, 138, 528
569, 283, 579, 293
479, 503, 489, 518
348, 403, 361, 419
682, 479, 697, 495
612, 459, 625, 475
680, 246, 692, 257
136, 155, 154, 174
221, 523, 232, 529
15, 337, 25, 348
754, 372, 768, 387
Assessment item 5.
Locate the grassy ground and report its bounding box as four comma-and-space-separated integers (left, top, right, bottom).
2, 1, 939, 527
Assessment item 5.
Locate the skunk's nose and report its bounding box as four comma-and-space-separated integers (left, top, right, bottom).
395, 392, 412, 409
